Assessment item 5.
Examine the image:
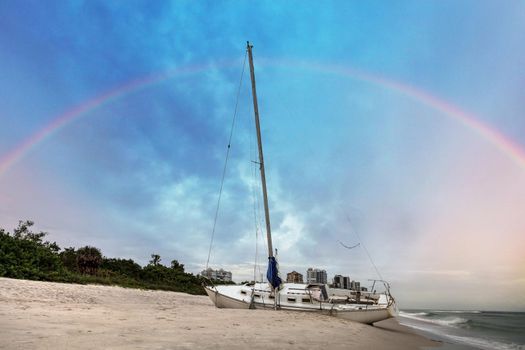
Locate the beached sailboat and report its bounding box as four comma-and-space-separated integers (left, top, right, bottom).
204, 42, 397, 324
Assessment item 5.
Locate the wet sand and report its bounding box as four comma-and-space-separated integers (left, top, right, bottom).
0, 277, 440, 349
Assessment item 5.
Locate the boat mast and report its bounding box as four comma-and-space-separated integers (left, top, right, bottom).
247, 41, 274, 259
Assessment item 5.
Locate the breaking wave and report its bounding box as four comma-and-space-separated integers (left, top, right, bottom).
399, 311, 468, 328
399, 310, 525, 350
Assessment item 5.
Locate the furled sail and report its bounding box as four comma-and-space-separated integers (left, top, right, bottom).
267, 256, 282, 289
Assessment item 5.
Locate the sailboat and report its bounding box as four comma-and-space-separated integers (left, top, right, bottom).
204, 42, 397, 325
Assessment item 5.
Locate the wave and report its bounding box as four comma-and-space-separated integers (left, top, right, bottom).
433, 310, 482, 314
399, 311, 429, 317
399, 311, 469, 328
400, 322, 524, 350
399, 310, 525, 350
433, 317, 470, 327
447, 334, 525, 350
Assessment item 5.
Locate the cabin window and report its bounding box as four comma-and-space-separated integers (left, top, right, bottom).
240, 290, 247, 295
287, 297, 295, 302
269, 295, 274, 299
302, 298, 310, 303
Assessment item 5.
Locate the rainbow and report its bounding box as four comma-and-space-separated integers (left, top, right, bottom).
269, 59, 525, 171
1, 59, 524, 177
0, 60, 238, 177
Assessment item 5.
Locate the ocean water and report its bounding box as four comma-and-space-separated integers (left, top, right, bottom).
398, 310, 525, 350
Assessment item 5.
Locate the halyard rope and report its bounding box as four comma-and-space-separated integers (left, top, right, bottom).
345, 214, 384, 282
205, 50, 248, 270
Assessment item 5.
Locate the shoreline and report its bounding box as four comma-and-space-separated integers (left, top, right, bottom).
0, 277, 439, 349
398, 321, 476, 350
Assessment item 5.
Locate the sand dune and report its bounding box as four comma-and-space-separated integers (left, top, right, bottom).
0, 278, 438, 349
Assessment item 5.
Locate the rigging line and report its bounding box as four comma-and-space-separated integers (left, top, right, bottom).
249, 103, 259, 283
248, 92, 267, 278
252, 198, 257, 274
257, 169, 267, 273
251, 121, 265, 282
338, 240, 360, 250
344, 214, 384, 281
253, 227, 258, 282
252, 143, 259, 282
205, 50, 248, 270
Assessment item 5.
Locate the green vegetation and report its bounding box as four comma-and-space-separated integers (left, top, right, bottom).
0, 220, 206, 295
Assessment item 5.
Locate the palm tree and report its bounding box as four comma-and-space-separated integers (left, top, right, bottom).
149, 254, 161, 266
76, 246, 102, 275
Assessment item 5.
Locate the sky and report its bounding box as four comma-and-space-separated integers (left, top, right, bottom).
1, 1, 524, 311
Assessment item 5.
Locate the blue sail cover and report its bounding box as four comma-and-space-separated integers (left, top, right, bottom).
267, 256, 282, 289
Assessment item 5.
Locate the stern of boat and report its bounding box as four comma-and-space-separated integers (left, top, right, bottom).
387, 298, 399, 318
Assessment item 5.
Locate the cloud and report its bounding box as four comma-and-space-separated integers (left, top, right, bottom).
404, 270, 472, 277
1, 0, 525, 311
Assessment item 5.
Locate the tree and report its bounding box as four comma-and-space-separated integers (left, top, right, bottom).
170, 259, 184, 273
1, 220, 206, 295
0, 220, 61, 279
101, 258, 142, 279
60, 247, 78, 272
13, 220, 59, 252
76, 246, 102, 275
149, 254, 161, 266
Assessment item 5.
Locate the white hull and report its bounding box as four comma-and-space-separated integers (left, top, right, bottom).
204, 283, 397, 325
204, 285, 250, 309
330, 305, 394, 324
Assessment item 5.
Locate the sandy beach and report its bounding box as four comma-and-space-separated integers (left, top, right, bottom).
0, 277, 439, 349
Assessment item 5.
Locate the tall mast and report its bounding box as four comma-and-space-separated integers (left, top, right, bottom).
247, 41, 274, 259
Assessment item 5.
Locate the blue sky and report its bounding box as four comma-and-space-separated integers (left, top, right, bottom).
1, 1, 524, 311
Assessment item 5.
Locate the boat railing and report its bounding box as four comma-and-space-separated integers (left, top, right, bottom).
367, 279, 396, 308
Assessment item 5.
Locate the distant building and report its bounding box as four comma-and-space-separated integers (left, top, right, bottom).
286, 271, 304, 283
306, 268, 327, 284
350, 280, 361, 291
343, 276, 351, 289
333, 275, 352, 289
200, 268, 232, 282
333, 274, 343, 288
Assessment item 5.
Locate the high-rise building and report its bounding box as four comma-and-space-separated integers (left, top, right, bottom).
333, 274, 343, 288
286, 271, 304, 283
350, 280, 361, 291
333, 275, 352, 289
306, 268, 327, 284
343, 276, 351, 289
200, 268, 232, 282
